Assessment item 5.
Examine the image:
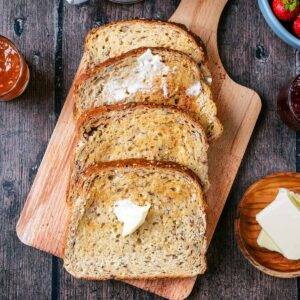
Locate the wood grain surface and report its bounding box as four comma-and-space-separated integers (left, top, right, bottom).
0, 1, 56, 299
236, 172, 300, 278
0, 0, 299, 299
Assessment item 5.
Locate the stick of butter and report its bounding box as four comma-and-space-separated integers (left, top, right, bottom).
114, 199, 151, 237
256, 188, 300, 260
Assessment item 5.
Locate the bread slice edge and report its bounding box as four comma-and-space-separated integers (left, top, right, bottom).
63, 159, 208, 279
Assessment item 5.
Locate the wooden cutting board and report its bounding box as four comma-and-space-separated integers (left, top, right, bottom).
16, 0, 262, 299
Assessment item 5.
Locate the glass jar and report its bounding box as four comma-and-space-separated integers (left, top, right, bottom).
277, 74, 300, 131
0, 35, 29, 101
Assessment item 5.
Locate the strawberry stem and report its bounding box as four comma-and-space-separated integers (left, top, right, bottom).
283, 0, 300, 11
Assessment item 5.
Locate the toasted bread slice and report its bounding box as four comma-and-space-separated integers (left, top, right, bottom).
82, 19, 211, 84
64, 159, 207, 280
72, 103, 209, 196
74, 48, 222, 141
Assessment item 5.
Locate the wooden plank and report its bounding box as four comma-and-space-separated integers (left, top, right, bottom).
0, 0, 55, 299
189, 1, 298, 299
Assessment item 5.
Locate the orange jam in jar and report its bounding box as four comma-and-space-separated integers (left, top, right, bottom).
0, 35, 29, 101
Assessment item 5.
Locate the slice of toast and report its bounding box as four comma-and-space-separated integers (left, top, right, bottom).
81, 19, 211, 84
71, 103, 209, 198
64, 159, 207, 280
74, 48, 222, 142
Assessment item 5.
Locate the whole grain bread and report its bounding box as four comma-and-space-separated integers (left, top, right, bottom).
74, 47, 222, 141
82, 19, 212, 84
64, 159, 207, 280
72, 103, 209, 198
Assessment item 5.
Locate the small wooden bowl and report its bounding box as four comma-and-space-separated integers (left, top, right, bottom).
235, 172, 300, 278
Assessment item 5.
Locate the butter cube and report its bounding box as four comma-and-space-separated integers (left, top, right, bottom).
257, 230, 281, 253
256, 188, 300, 260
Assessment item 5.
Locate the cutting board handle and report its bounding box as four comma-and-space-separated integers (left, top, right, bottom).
170, 0, 228, 34
170, 0, 230, 100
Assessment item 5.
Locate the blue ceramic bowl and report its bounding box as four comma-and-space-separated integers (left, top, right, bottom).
258, 0, 300, 49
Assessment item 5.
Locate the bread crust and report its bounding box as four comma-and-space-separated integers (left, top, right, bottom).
79, 158, 206, 206
76, 102, 208, 145
75, 46, 204, 93
74, 47, 206, 118
67, 103, 209, 208
83, 18, 212, 94
85, 18, 208, 64
65, 264, 207, 280
63, 158, 208, 279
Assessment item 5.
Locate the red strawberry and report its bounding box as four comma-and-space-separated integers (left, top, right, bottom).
293, 17, 300, 37
272, 0, 300, 22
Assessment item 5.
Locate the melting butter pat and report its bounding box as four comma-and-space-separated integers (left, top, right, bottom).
186, 81, 202, 97
103, 49, 169, 102
256, 188, 300, 260
113, 200, 151, 237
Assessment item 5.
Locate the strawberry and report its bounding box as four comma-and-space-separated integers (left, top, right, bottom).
272, 0, 300, 22
293, 17, 300, 37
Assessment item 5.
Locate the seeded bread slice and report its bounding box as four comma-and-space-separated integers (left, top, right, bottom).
72, 103, 209, 197
82, 19, 211, 84
74, 48, 222, 142
64, 159, 207, 280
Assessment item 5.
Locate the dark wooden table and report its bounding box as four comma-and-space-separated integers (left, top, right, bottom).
0, 0, 299, 299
